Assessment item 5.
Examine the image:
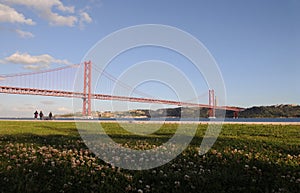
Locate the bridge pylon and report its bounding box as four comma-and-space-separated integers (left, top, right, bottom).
82, 61, 92, 116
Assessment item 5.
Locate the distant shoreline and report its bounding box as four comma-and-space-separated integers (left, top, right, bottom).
0, 118, 299, 125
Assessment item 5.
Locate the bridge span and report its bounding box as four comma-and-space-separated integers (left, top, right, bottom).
0, 85, 244, 112
0, 61, 244, 117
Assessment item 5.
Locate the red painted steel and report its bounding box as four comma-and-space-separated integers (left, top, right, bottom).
82, 62, 87, 116
82, 61, 92, 116
0, 64, 80, 78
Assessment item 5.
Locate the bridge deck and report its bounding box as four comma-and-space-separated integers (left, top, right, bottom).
0, 86, 244, 111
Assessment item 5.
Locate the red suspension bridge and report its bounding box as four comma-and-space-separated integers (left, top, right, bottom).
0, 61, 244, 117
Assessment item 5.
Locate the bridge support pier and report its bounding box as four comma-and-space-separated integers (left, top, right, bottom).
208, 89, 216, 118
82, 61, 92, 117
233, 111, 239, 119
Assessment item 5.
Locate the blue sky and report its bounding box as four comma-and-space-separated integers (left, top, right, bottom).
0, 0, 299, 117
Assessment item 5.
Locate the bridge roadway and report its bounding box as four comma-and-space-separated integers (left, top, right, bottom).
0, 86, 244, 112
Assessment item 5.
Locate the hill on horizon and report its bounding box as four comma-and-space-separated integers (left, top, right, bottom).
57, 104, 300, 118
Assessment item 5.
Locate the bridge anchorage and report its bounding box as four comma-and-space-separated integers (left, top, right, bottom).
0, 60, 244, 118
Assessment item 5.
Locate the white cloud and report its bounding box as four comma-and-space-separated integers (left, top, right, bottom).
79, 11, 92, 29
0, 3, 35, 25
15, 29, 34, 38
3, 0, 75, 13
4, 52, 69, 65
3, 52, 71, 70
23, 64, 49, 71
1, 0, 92, 27
9, 0, 77, 26
46, 13, 77, 27
0, 25, 34, 39
80, 12, 92, 23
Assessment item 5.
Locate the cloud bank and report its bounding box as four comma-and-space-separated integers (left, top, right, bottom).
1, 0, 92, 27
0, 0, 93, 37
0, 3, 35, 25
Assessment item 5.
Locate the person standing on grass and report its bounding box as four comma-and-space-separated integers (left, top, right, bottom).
39, 111, 43, 120
49, 112, 53, 120
34, 111, 38, 119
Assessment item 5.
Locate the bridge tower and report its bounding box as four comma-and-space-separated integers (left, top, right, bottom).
208, 89, 216, 118
82, 61, 92, 116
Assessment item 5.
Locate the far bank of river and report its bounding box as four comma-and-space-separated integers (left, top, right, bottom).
1, 117, 300, 124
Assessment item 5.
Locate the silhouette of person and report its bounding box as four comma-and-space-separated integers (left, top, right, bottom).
49, 112, 53, 120
39, 111, 43, 120
34, 111, 38, 119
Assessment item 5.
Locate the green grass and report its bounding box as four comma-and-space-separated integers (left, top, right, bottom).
0, 121, 299, 193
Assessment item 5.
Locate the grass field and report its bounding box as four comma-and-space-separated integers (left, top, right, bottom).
0, 121, 299, 193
